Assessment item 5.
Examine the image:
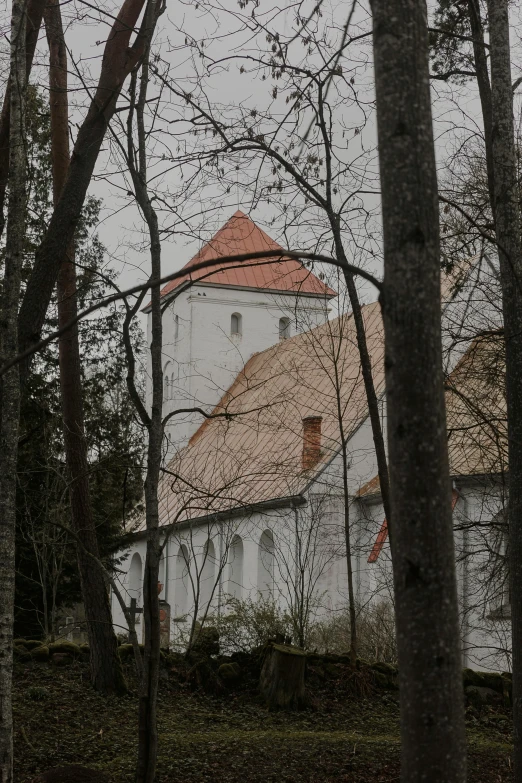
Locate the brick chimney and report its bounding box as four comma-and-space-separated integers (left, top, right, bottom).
302, 416, 322, 470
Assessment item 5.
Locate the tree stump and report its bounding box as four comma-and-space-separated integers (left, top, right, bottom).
259, 643, 307, 710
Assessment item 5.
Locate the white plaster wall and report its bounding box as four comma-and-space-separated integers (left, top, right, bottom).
113, 475, 510, 671
359, 481, 510, 673
146, 284, 330, 452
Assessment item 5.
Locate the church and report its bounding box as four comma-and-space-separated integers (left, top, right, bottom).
111, 211, 510, 671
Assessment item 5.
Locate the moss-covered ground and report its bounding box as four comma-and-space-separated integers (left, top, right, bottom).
13, 656, 513, 782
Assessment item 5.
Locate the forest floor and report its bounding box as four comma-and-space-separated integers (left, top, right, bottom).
13, 654, 513, 783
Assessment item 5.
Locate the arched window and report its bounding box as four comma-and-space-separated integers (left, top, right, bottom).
227, 535, 244, 600
163, 374, 169, 402
175, 545, 190, 617
231, 312, 242, 336
200, 539, 216, 612
128, 552, 143, 606
279, 317, 291, 340
258, 530, 275, 596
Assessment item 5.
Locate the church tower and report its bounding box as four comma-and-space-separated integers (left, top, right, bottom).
143, 211, 336, 451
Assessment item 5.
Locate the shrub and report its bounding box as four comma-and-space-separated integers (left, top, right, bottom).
209, 596, 294, 655
308, 600, 397, 662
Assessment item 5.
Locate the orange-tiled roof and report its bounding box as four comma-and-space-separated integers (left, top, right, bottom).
356, 331, 506, 502
149, 302, 385, 530
133, 259, 492, 532
158, 211, 336, 301
356, 474, 381, 498
445, 332, 506, 478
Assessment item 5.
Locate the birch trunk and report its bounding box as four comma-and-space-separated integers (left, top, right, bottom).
485, 4, 522, 780
370, 1, 467, 780
0, 1, 27, 778
45, 0, 126, 696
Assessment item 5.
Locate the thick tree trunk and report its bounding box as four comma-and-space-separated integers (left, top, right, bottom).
485, 3, 522, 781
0, 0, 45, 237
17, 0, 150, 388
259, 643, 307, 710
370, 1, 467, 781
0, 1, 27, 779
45, 0, 126, 696
466, 0, 495, 212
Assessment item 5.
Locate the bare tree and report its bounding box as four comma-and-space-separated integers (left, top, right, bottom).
484, 5, 522, 778
0, 0, 45, 236
431, 2, 522, 776
0, 0, 27, 778
45, 0, 126, 695
371, 1, 466, 781
17, 0, 151, 388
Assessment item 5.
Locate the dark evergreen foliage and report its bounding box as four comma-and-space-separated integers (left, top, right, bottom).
12, 88, 144, 638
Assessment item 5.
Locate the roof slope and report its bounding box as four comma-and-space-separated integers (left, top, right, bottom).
154, 302, 385, 528
357, 332, 506, 501
158, 211, 336, 301
445, 332, 506, 477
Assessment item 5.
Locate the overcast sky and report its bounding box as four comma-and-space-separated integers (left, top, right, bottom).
2, 0, 521, 332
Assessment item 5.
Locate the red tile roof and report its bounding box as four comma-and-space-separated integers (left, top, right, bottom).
158, 211, 336, 301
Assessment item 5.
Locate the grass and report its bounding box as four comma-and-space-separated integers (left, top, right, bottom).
13, 656, 514, 782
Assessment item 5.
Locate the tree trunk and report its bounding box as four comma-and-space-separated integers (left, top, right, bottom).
485, 3, 522, 781
340, 261, 391, 528
0, 1, 27, 778
259, 643, 307, 710
127, 26, 164, 780
466, 0, 495, 212
0, 0, 45, 237
370, 1, 467, 781
17, 0, 150, 389
45, 0, 126, 696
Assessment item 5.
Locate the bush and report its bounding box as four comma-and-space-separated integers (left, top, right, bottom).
209, 597, 294, 655
190, 626, 220, 657
308, 601, 397, 662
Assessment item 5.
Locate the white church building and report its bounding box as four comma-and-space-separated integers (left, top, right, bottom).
112, 211, 510, 671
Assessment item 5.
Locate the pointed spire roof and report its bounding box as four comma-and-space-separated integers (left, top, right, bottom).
157, 211, 336, 302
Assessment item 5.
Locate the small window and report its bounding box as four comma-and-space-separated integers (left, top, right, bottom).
231, 312, 242, 336
163, 375, 169, 402
174, 314, 179, 341
279, 317, 291, 340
